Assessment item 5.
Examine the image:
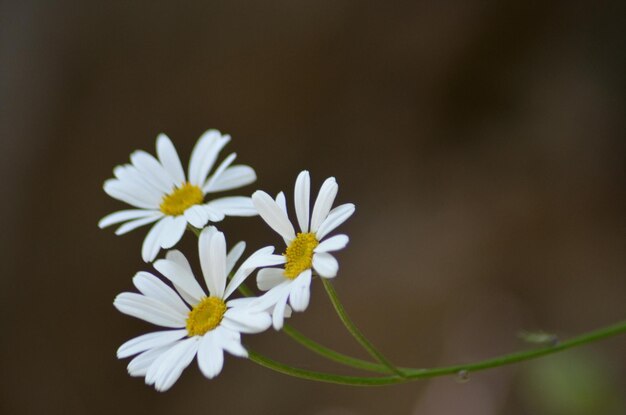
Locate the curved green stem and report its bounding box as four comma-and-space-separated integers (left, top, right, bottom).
236, 281, 391, 373
193, 226, 400, 374
187, 228, 626, 383
282, 324, 392, 374
248, 319, 626, 386
187, 224, 202, 237
237, 282, 255, 297
321, 278, 406, 377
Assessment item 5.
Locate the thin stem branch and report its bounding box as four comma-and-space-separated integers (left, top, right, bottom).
187, 224, 201, 237
281, 324, 392, 374
321, 278, 406, 378
248, 319, 626, 386
186, 227, 626, 383
236, 280, 390, 373
189, 226, 404, 375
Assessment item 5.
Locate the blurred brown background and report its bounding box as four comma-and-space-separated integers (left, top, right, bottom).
1, 1, 624, 414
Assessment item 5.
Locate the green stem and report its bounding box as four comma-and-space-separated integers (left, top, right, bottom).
321, 278, 406, 377
237, 282, 255, 297
248, 319, 626, 386
282, 324, 392, 374
187, 227, 626, 383
187, 224, 202, 237
236, 281, 390, 373
190, 226, 395, 374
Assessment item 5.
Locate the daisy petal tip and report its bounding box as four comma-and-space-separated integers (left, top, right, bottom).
142, 252, 154, 263
156, 132, 169, 142
251, 190, 269, 200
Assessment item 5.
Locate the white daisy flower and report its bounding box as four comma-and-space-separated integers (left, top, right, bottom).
251, 170, 355, 329
99, 129, 258, 262
114, 227, 284, 391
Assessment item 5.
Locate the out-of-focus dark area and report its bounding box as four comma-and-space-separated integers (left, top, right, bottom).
1, 1, 624, 414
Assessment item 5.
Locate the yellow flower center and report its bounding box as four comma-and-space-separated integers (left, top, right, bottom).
283, 232, 319, 279
186, 296, 227, 337
159, 182, 203, 216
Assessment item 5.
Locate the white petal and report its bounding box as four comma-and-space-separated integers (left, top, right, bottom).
204, 165, 256, 193
117, 330, 187, 359
206, 196, 257, 217
114, 292, 187, 328
224, 246, 285, 299
204, 205, 226, 221
294, 170, 310, 232
316, 203, 355, 240
222, 266, 255, 301
314, 234, 349, 253
202, 152, 236, 193
197, 331, 224, 379
184, 205, 210, 229
104, 179, 160, 209
147, 337, 199, 391
226, 241, 245, 276
257, 268, 286, 291
224, 246, 285, 298
127, 345, 172, 377
310, 177, 338, 232
199, 227, 226, 298
249, 280, 291, 311
183, 205, 208, 229
215, 327, 248, 358
288, 269, 312, 312
241, 252, 285, 270
225, 297, 256, 308
312, 252, 339, 278
188, 130, 230, 187
130, 150, 176, 194
275, 192, 287, 215
165, 250, 192, 272
133, 271, 189, 315
164, 250, 201, 305
252, 191, 296, 242
283, 304, 293, 319
156, 133, 185, 184
272, 290, 290, 330
114, 213, 162, 235
158, 215, 187, 249
98, 209, 155, 228
113, 164, 163, 196
222, 308, 272, 334
141, 219, 168, 262
154, 256, 205, 303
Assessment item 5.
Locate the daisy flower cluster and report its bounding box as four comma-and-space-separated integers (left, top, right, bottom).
101, 130, 354, 391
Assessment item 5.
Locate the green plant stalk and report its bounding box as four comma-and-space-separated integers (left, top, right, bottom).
187, 224, 202, 237
321, 278, 406, 377
186, 228, 626, 382
281, 324, 392, 374
235, 281, 389, 373
248, 319, 626, 386
190, 226, 395, 374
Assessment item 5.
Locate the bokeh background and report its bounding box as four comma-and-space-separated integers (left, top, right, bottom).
1, 1, 624, 414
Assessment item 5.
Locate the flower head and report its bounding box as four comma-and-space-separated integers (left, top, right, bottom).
114, 227, 284, 391
99, 130, 258, 262
251, 170, 355, 329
